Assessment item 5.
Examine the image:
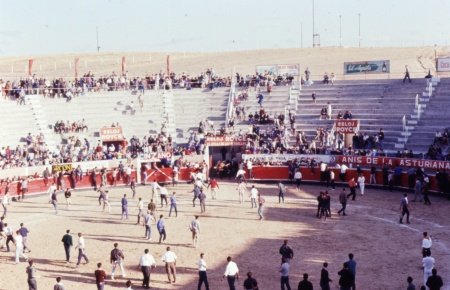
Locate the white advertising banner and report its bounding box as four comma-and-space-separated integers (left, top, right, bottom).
242, 154, 330, 163
437, 58, 450, 72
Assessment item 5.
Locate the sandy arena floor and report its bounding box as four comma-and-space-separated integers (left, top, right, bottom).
1, 181, 449, 290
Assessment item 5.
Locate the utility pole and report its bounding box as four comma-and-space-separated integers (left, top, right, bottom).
358, 13, 361, 48
312, 0, 315, 47
96, 26, 100, 53
301, 22, 303, 48
339, 15, 342, 47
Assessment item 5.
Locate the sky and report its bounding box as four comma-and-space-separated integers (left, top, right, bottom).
1, 0, 449, 56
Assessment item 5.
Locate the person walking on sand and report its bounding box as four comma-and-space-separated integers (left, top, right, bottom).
61, 229, 73, 265
64, 188, 72, 209
399, 193, 412, 224
357, 173, 365, 195
136, 197, 144, 225
279, 240, 294, 263
14, 230, 28, 264
18, 223, 30, 253
143, 210, 155, 241
337, 188, 348, 216
26, 259, 38, 289
137, 248, 156, 289
197, 253, 210, 290
207, 178, 219, 199
75, 232, 89, 267
258, 193, 265, 220
157, 215, 167, 244
51, 189, 59, 214
190, 215, 201, 248
103, 191, 111, 212
236, 181, 247, 204
110, 243, 126, 280
161, 246, 177, 284
221, 256, 239, 290
198, 189, 207, 213
249, 185, 259, 208
121, 194, 129, 219
94, 263, 106, 290
278, 181, 286, 203
2, 191, 10, 217
279, 257, 292, 290
169, 192, 178, 217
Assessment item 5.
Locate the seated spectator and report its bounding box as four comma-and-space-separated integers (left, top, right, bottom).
337, 111, 343, 119
434, 130, 442, 145
320, 107, 328, 119
323, 72, 329, 84
443, 129, 449, 145
343, 111, 353, 119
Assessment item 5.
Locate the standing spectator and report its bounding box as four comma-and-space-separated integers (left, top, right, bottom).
143, 210, 154, 240
157, 215, 166, 244
75, 232, 89, 267
137, 249, 156, 289
243, 272, 258, 290
294, 170, 302, 190
257, 92, 264, 107
61, 229, 73, 265
297, 273, 313, 290
64, 188, 72, 210
18, 223, 30, 253
207, 178, 219, 200
169, 192, 178, 217
136, 197, 144, 225
198, 189, 207, 213
121, 194, 129, 219
406, 276, 415, 290
110, 243, 126, 280
130, 177, 137, 197
20, 177, 28, 200
51, 189, 58, 214
370, 165, 377, 185
221, 256, 239, 290
378, 128, 385, 151
407, 167, 416, 189
422, 232, 432, 257
94, 263, 106, 290
403, 65, 411, 83
249, 185, 259, 208
338, 262, 355, 290
399, 194, 412, 224
278, 181, 286, 203
426, 269, 443, 290
14, 230, 28, 263
2, 191, 10, 217
53, 277, 65, 290
279, 257, 292, 290
190, 215, 201, 248
320, 262, 332, 290
347, 253, 357, 290
338, 188, 347, 216
197, 253, 210, 290
423, 251, 435, 287
257, 194, 265, 220
412, 178, 423, 202
311, 91, 316, 105
329, 169, 335, 190
26, 259, 37, 289
357, 174, 365, 195
347, 178, 356, 201
279, 240, 294, 263
161, 246, 177, 284
160, 184, 169, 207
246, 159, 254, 179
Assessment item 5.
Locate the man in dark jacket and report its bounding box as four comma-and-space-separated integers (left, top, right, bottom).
320, 262, 332, 290
426, 268, 444, 290
297, 273, 313, 290
338, 262, 354, 290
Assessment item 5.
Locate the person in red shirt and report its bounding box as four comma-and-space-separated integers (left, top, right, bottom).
207, 178, 219, 200
347, 177, 357, 201
95, 262, 106, 290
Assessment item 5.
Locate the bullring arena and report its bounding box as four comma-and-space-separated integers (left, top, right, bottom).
1, 46, 450, 290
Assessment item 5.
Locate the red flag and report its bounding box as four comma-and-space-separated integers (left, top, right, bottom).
74, 57, 79, 78
166, 55, 170, 77
122, 57, 126, 76
28, 59, 34, 76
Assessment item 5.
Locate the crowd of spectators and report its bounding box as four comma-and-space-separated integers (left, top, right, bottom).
53, 119, 88, 134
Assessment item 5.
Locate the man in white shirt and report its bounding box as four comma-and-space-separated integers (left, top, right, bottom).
137, 249, 156, 289
143, 210, 155, 240
423, 251, 435, 287
422, 231, 432, 257
221, 256, 239, 290
159, 185, 169, 207
236, 181, 247, 204
151, 179, 161, 200
340, 164, 348, 182
246, 160, 254, 179
249, 185, 259, 208
294, 170, 302, 190
161, 247, 177, 283
14, 230, 28, 264
279, 258, 291, 290
75, 233, 89, 267
48, 183, 57, 203
198, 253, 210, 290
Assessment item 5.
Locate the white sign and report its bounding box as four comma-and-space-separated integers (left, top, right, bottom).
437, 58, 450, 72
242, 154, 330, 163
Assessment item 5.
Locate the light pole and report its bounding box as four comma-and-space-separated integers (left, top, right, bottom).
339, 15, 342, 47
312, 0, 315, 47
96, 26, 100, 53
358, 13, 361, 48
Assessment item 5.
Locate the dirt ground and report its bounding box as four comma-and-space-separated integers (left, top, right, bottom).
1, 181, 449, 290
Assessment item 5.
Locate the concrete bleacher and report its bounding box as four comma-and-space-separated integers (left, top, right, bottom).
233, 85, 291, 134
0, 97, 39, 150
291, 79, 425, 151
38, 90, 167, 147
172, 87, 229, 143
405, 78, 450, 153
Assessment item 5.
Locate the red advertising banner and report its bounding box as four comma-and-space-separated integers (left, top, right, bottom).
337, 155, 450, 170
335, 120, 359, 133
206, 136, 247, 146
28, 59, 34, 76
100, 127, 124, 142
122, 57, 126, 76
74, 57, 79, 78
